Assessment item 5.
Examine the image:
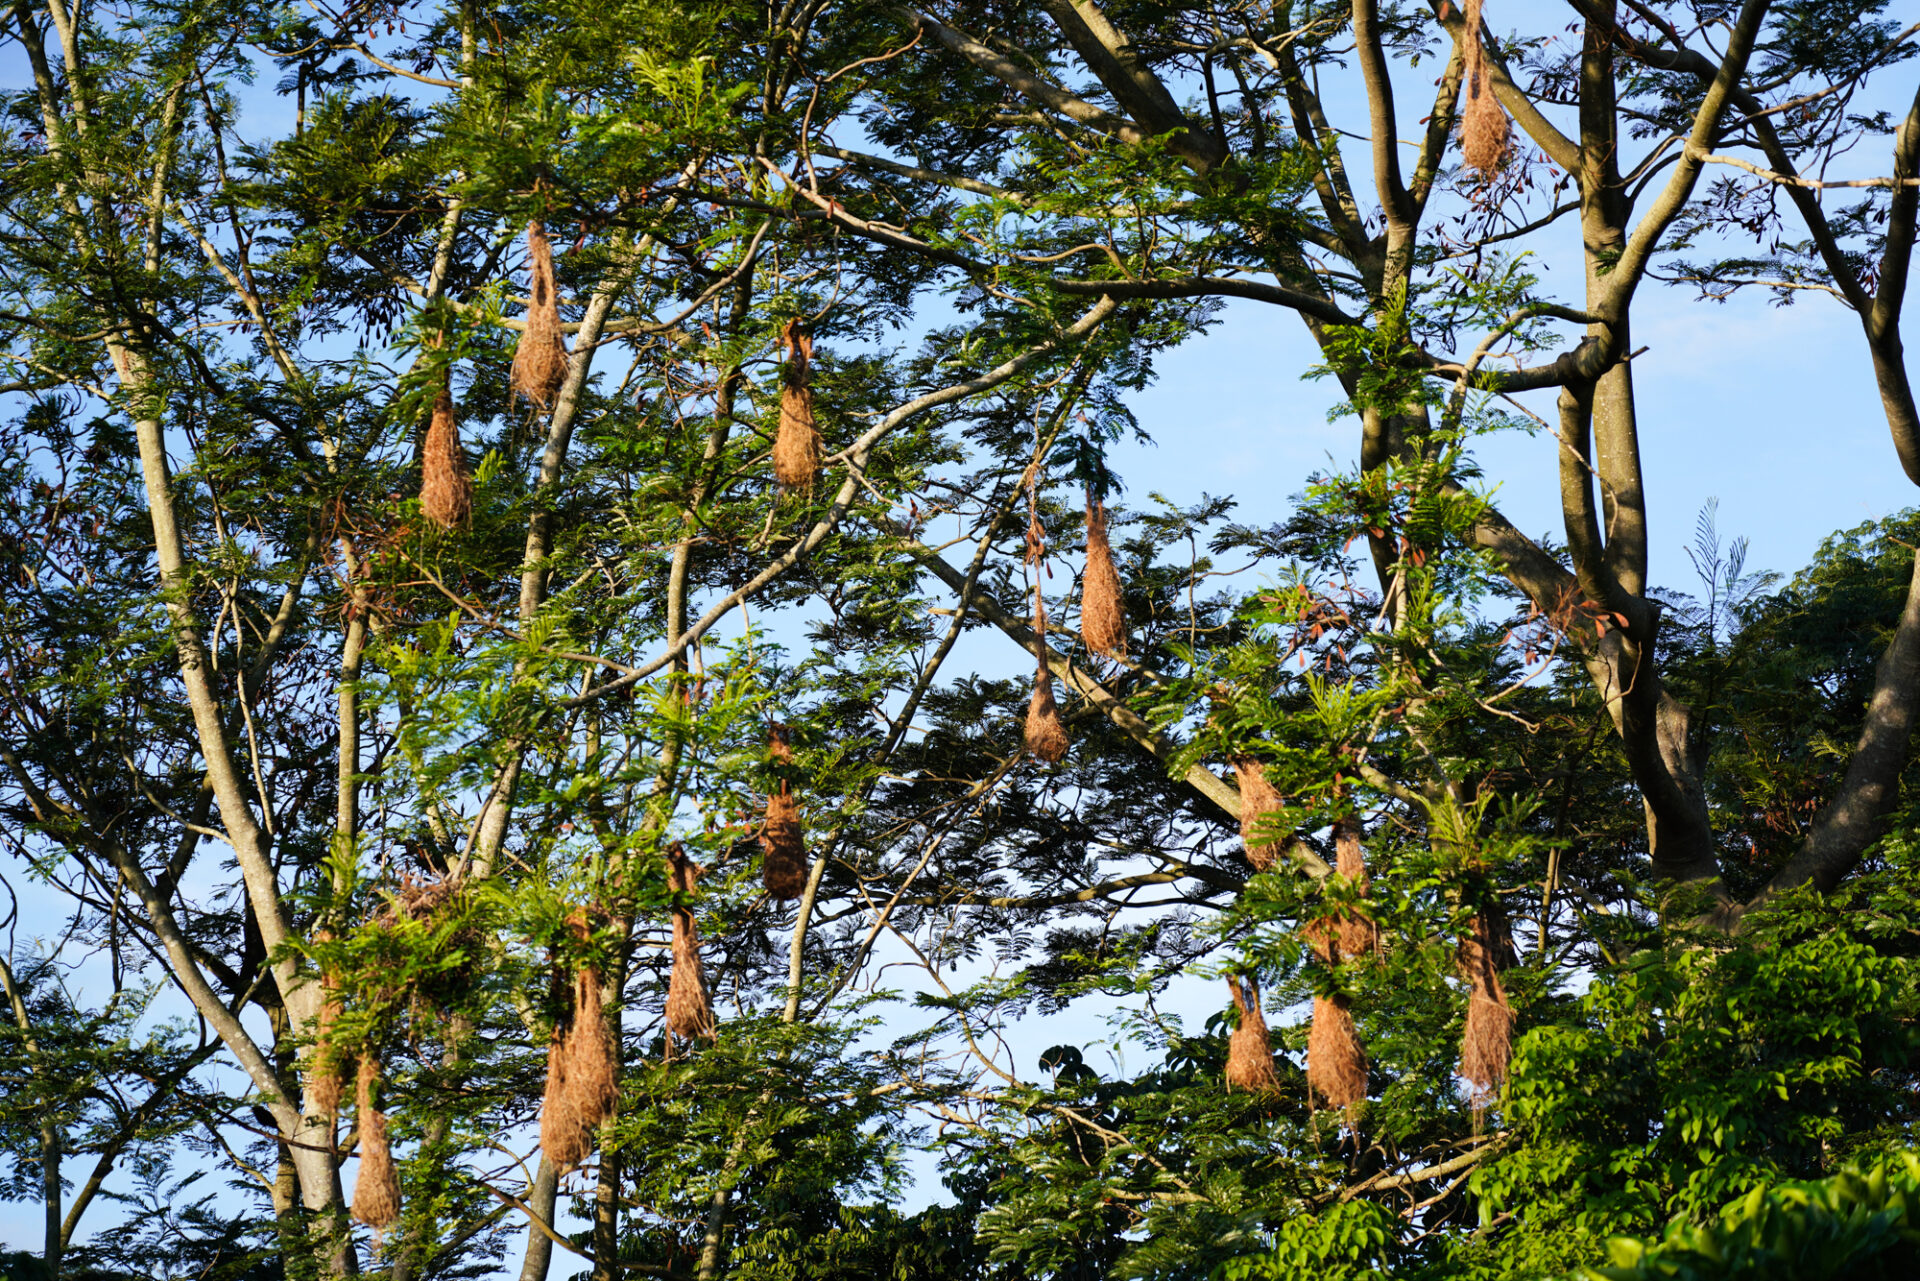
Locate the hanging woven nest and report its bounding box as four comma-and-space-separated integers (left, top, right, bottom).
510, 220, 570, 410
1023, 590, 1069, 763
419, 373, 472, 529
350, 1056, 400, 1228
1459, 0, 1512, 177
538, 1013, 578, 1171
664, 843, 717, 1050
773, 320, 821, 489
1305, 993, 1368, 1113
1224, 976, 1282, 1094
309, 970, 351, 1116
1080, 493, 1128, 659
306, 929, 352, 1116
1230, 757, 1284, 872
1334, 816, 1379, 959
1024, 665, 1069, 763
761, 724, 808, 900
1458, 908, 1514, 1109
540, 913, 619, 1172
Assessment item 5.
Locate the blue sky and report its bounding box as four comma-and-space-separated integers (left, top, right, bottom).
1110, 283, 1913, 600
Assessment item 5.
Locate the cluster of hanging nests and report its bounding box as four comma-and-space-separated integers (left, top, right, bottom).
1021, 490, 1130, 763
316, 739, 817, 1225
395, 54, 1520, 1199
539, 722, 814, 1174
419, 235, 834, 530
1003, 421, 1507, 1121
307, 876, 471, 1230
416, 222, 569, 531
1222, 773, 1514, 1120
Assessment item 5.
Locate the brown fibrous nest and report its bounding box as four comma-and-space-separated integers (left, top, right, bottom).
773, 321, 821, 489
539, 913, 619, 1172
351, 1056, 400, 1228
538, 1023, 578, 1171
762, 789, 807, 899
1306, 993, 1368, 1113
1023, 590, 1069, 763
1334, 816, 1379, 959
309, 969, 351, 1116
1224, 976, 1281, 1095
383, 872, 459, 926
419, 377, 472, 529
1458, 909, 1513, 1109
1080, 495, 1128, 659
1459, 0, 1512, 177
665, 844, 717, 1050
1231, 756, 1284, 872
307, 928, 350, 1115
510, 221, 570, 410
1024, 673, 1070, 764
761, 725, 808, 899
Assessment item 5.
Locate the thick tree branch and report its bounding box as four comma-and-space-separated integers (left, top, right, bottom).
1757, 546, 1920, 902
1054, 274, 1358, 326
1602, 0, 1773, 321
904, 9, 1152, 148
1038, 0, 1227, 170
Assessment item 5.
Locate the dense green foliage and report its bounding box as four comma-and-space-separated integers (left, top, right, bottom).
1, 0, 1918, 1278
1579, 1154, 1920, 1281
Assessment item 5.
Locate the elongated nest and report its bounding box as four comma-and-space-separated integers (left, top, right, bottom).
510, 220, 570, 409
1458, 0, 1511, 177
1459, 910, 1513, 1108
1231, 757, 1284, 872
762, 725, 807, 898
665, 844, 716, 1050
1024, 588, 1068, 762
1306, 993, 1368, 1112
762, 787, 807, 899
1024, 670, 1069, 763
538, 1026, 582, 1172
1080, 495, 1128, 659
419, 381, 472, 529
309, 971, 350, 1116
1461, 68, 1512, 176
351, 1057, 400, 1228
773, 323, 820, 489
1224, 977, 1281, 1095
1334, 816, 1378, 958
